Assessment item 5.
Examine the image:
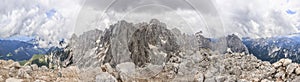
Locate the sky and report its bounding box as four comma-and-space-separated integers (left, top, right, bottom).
0, 0, 300, 47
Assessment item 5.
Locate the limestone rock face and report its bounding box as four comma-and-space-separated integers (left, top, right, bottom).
211, 34, 249, 54
128, 19, 179, 67
69, 29, 104, 68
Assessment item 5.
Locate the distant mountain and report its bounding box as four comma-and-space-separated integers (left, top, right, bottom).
0, 40, 46, 61
243, 35, 300, 63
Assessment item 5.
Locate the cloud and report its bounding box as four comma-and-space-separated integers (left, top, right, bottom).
215, 0, 300, 38
0, 0, 82, 48
3, 0, 300, 49
75, 0, 224, 38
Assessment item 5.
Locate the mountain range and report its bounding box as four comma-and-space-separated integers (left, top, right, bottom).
0, 40, 46, 61
2, 19, 300, 81
1, 19, 300, 67
243, 34, 300, 63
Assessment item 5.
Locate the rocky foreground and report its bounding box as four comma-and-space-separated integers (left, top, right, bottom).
1, 51, 300, 82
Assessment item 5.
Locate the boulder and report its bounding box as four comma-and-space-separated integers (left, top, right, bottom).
95, 72, 117, 82
31, 64, 39, 71
204, 77, 216, 82
281, 59, 292, 66
194, 72, 204, 82
261, 79, 272, 82
286, 63, 298, 75
272, 61, 282, 68
8, 62, 21, 68
116, 62, 136, 81
101, 63, 114, 73
136, 64, 163, 79
0, 76, 3, 82
295, 67, 300, 75
5, 78, 23, 82
292, 76, 300, 82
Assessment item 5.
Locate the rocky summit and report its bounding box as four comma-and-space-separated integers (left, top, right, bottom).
2, 51, 300, 81
1, 19, 300, 82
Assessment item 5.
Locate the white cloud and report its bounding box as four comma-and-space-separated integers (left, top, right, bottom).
2, 0, 300, 48
75, 8, 211, 36
0, 0, 83, 48
75, 0, 223, 38
215, 0, 300, 38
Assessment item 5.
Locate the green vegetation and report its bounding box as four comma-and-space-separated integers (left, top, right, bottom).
6, 53, 13, 57
19, 60, 28, 66
20, 54, 50, 67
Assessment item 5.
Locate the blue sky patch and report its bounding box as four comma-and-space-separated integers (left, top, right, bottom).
46, 9, 56, 18
286, 9, 296, 15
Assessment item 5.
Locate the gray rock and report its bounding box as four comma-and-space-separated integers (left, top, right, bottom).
101, 63, 114, 73
128, 19, 179, 67
224, 34, 249, 54
275, 71, 285, 78
215, 76, 227, 82
8, 62, 21, 68
34, 80, 46, 82
17, 68, 31, 78
205, 77, 216, 82
195, 32, 212, 50
108, 20, 137, 67
203, 34, 249, 54
295, 67, 300, 75
136, 64, 163, 79
95, 72, 117, 82
237, 79, 248, 82
31, 64, 38, 71
281, 59, 292, 66
116, 62, 136, 82
0, 76, 3, 82
292, 76, 300, 82
40, 66, 48, 71
272, 61, 282, 68
261, 79, 272, 82
5, 78, 23, 82
194, 72, 204, 82
70, 29, 104, 68
286, 63, 298, 74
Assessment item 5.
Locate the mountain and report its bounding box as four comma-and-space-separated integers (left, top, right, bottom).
3, 19, 300, 81
49, 19, 248, 69
66, 29, 103, 68
128, 19, 179, 67
243, 35, 300, 63
0, 40, 46, 61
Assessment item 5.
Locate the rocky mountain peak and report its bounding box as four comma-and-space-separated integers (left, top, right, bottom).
128, 19, 179, 67
225, 34, 249, 54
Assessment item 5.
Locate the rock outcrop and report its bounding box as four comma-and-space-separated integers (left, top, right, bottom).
70, 29, 103, 68
209, 34, 249, 54
128, 19, 179, 67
